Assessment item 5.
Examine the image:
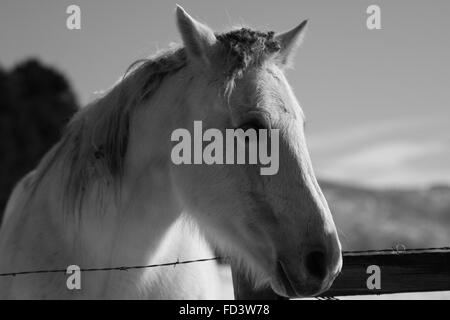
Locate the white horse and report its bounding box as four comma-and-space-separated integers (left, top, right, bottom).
0, 6, 342, 299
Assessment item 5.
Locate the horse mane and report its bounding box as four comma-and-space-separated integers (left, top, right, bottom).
32, 28, 281, 215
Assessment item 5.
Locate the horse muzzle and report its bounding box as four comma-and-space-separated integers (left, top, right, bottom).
271, 249, 342, 298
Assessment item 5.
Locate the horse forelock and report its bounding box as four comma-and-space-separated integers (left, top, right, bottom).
215, 28, 281, 99
216, 28, 280, 78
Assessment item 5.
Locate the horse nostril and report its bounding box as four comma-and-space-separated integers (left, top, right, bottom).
304, 250, 327, 281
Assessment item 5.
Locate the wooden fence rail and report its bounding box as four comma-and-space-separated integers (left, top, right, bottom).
232, 248, 450, 299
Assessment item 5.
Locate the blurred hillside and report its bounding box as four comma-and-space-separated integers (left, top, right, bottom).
0, 59, 79, 219
321, 181, 450, 250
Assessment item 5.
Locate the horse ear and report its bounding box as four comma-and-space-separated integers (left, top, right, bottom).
176, 5, 216, 67
275, 20, 308, 68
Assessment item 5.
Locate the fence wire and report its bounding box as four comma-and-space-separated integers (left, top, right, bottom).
1, 246, 449, 278
1, 246, 449, 301
0, 257, 223, 277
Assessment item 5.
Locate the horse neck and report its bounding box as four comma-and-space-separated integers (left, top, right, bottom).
49, 65, 200, 269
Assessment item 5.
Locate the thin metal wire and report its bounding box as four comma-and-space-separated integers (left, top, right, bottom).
2, 246, 450, 300
0, 246, 449, 279
0, 257, 222, 277
343, 246, 450, 255
315, 296, 340, 300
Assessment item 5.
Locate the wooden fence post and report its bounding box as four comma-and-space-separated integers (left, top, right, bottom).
231, 248, 450, 298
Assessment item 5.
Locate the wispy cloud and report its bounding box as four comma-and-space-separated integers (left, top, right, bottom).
308, 116, 449, 156
308, 116, 450, 187
317, 140, 450, 187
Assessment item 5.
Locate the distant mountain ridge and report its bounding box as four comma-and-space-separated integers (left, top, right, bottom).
320, 180, 450, 251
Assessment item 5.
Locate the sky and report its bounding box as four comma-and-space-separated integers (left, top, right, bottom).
1, 0, 449, 188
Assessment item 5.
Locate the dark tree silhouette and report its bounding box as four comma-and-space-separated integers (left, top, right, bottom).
0, 59, 79, 222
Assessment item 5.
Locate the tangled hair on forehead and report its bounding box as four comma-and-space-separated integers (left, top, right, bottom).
216, 28, 281, 79
32, 27, 281, 217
